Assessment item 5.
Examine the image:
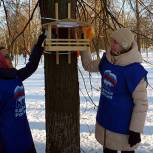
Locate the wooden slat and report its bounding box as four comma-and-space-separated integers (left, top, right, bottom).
44, 46, 90, 51
46, 39, 89, 42
45, 42, 89, 46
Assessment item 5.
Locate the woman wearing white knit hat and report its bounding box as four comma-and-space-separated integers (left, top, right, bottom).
80, 28, 148, 153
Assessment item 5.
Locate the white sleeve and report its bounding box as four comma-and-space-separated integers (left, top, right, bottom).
129, 79, 148, 133
80, 51, 100, 72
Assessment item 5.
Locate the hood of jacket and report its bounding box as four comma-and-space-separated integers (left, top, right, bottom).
106, 41, 142, 66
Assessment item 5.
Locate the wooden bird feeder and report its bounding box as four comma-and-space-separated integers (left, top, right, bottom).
42, 2, 91, 64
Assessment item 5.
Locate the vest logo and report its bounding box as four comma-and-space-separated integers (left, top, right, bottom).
103, 70, 117, 87
14, 85, 26, 117
102, 70, 117, 99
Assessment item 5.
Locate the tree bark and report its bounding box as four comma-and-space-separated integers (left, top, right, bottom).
39, 0, 80, 153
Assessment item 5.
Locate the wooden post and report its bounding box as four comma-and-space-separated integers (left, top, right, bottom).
68, 2, 71, 18
55, 2, 59, 64
48, 24, 51, 39
68, 2, 71, 64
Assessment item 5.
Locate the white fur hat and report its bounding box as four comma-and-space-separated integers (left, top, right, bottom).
111, 28, 134, 50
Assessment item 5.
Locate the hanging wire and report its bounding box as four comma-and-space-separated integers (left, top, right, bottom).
78, 67, 98, 108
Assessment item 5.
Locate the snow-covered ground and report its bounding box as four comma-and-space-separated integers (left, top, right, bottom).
16, 51, 153, 153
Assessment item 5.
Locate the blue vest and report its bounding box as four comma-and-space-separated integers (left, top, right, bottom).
96, 53, 148, 134
0, 78, 34, 153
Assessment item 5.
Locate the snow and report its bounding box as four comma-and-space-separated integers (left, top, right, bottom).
15, 51, 153, 153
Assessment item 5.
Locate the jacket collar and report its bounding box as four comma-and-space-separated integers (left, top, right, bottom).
106, 41, 142, 66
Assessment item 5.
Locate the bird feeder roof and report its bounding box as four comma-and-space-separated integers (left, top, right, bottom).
43, 18, 91, 28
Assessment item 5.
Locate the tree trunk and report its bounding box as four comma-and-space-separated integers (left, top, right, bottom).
39, 0, 80, 153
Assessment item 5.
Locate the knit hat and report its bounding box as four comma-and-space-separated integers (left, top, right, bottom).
111, 28, 134, 50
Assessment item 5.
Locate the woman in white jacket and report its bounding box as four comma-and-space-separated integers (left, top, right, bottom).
80, 28, 148, 153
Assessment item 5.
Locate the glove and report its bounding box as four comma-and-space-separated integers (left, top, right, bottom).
36, 29, 47, 47
128, 130, 141, 147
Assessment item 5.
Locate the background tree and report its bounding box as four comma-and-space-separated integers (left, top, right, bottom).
0, 0, 40, 65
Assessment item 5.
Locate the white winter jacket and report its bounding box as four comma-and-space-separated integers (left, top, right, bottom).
80, 41, 148, 151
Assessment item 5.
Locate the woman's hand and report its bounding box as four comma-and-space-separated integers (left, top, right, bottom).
36, 29, 47, 47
